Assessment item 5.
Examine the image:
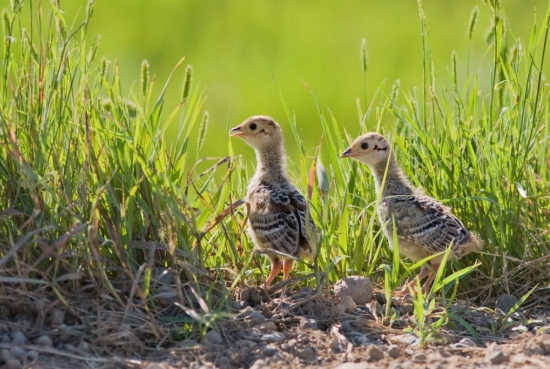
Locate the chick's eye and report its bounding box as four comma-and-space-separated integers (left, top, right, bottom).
360, 142, 369, 150
249, 123, 257, 130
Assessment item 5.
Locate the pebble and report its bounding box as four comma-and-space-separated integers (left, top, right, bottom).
397, 303, 415, 315
153, 291, 178, 307
77, 341, 91, 352
452, 337, 476, 348
335, 363, 369, 369
262, 333, 283, 343
26, 350, 38, 361
10, 347, 25, 361
35, 335, 53, 347
388, 345, 401, 358
249, 359, 267, 369
412, 353, 427, 362
242, 307, 266, 325
253, 322, 278, 332
11, 332, 26, 345
4, 359, 22, 369
0, 349, 11, 362
1, 334, 10, 343
374, 292, 398, 306
290, 287, 312, 300
151, 267, 175, 285
271, 351, 285, 362
231, 300, 249, 311
204, 330, 223, 344
334, 276, 373, 305
367, 345, 384, 361
495, 294, 518, 314
487, 350, 508, 365
339, 295, 357, 313
296, 346, 316, 362
300, 317, 319, 330
390, 333, 420, 346
49, 309, 65, 325
234, 339, 256, 349
529, 344, 544, 355
262, 344, 278, 356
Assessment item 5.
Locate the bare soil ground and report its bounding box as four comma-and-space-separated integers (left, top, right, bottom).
1, 280, 550, 369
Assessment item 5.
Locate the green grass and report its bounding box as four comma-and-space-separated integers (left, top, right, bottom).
1, 0, 549, 343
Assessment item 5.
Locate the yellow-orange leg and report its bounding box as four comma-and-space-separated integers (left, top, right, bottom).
395, 263, 440, 296
282, 259, 294, 280
265, 260, 283, 286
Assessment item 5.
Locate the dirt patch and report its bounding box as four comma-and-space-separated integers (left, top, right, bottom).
1, 281, 550, 369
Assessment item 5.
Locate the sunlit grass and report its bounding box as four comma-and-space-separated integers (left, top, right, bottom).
0, 0, 549, 344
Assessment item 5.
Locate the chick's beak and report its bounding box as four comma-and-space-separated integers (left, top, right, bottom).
340, 147, 353, 158
229, 125, 245, 137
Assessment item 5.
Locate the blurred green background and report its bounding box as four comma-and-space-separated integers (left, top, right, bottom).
21, 0, 550, 158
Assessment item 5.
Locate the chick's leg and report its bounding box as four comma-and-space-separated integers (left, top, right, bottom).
265, 260, 283, 286
397, 264, 432, 296
420, 263, 440, 295
282, 259, 294, 280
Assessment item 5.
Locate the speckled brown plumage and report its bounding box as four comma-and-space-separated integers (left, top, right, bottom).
229, 116, 317, 286
341, 132, 482, 294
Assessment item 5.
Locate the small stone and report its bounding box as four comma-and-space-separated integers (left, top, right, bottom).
10, 347, 25, 361
300, 317, 319, 330
538, 337, 550, 354
5, 359, 22, 369
231, 300, 249, 311
412, 353, 427, 362
151, 267, 175, 285
253, 322, 278, 332
1, 334, 10, 343
390, 333, 420, 346
26, 350, 38, 361
262, 333, 283, 343
387, 345, 401, 359
262, 344, 278, 356
452, 337, 476, 348
335, 363, 369, 369
339, 295, 357, 313
271, 352, 285, 363
366, 345, 384, 361
487, 350, 508, 365
64, 344, 76, 352
334, 276, 373, 305
296, 346, 316, 362
0, 349, 11, 363
250, 359, 267, 369
152, 291, 177, 307
11, 332, 26, 345
242, 307, 266, 325
495, 294, 518, 314
374, 292, 399, 306
529, 344, 544, 355
35, 335, 53, 347
76, 341, 91, 352
290, 287, 313, 300
397, 303, 414, 315
49, 309, 65, 325
234, 339, 256, 349
204, 330, 223, 344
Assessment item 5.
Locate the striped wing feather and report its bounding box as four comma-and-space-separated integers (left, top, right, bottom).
247, 183, 315, 257
386, 195, 470, 254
